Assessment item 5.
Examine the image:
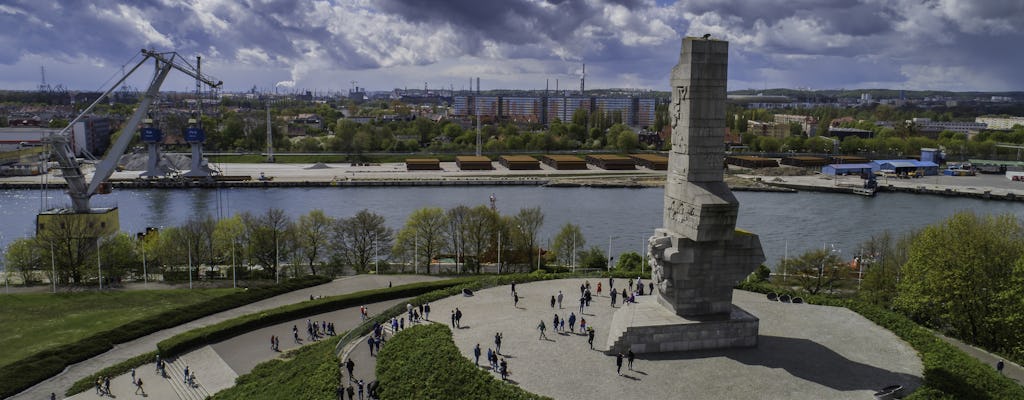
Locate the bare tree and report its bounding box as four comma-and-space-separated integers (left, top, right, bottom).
462, 205, 500, 273
513, 207, 544, 269
332, 209, 392, 273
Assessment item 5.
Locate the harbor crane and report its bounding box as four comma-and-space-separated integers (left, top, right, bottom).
38, 49, 221, 235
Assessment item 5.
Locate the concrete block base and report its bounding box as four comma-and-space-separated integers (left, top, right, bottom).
606, 295, 758, 354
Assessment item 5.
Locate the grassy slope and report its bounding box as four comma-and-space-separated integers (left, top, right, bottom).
0, 289, 237, 368
211, 336, 341, 400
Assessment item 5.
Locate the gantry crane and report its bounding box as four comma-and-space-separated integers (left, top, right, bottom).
37, 49, 221, 236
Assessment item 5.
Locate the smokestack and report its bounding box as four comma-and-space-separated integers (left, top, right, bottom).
580, 63, 585, 94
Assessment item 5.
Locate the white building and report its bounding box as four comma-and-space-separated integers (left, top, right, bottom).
910, 118, 987, 135
975, 116, 1024, 130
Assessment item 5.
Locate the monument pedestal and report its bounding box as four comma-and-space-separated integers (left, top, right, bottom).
606, 295, 758, 354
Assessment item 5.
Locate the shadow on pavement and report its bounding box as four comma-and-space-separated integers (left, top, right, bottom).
641, 335, 920, 392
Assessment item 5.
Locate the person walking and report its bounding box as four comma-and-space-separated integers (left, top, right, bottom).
628, 278, 634, 291
346, 358, 355, 381
568, 312, 577, 333
513, 292, 520, 308
579, 296, 585, 313
553, 314, 560, 333
346, 385, 355, 400
557, 290, 563, 308
495, 332, 503, 354
627, 349, 635, 370
550, 295, 556, 308
597, 282, 602, 296
649, 281, 654, 295
538, 320, 547, 340
559, 316, 565, 331
424, 303, 431, 320
135, 377, 145, 395
474, 343, 482, 366
611, 288, 618, 307
511, 280, 516, 295
500, 358, 509, 381
616, 352, 624, 375
367, 336, 375, 356
183, 366, 190, 384
588, 327, 596, 349
357, 379, 365, 400
455, 308, 463, 328
451, 310, 456, 327
997, 359, 1005, 375
131, 367, 136, 384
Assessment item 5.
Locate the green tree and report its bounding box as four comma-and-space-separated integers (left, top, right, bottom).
393, 207, 447, 274
779, 248, 846, 295
4, 237, 42, 284
614, 251, 643, 271
894, 212, 1024, 353
856, 231, 912, 306
551, 223, 584, 268
579, 246, 607, 269
295, 210, 333, 276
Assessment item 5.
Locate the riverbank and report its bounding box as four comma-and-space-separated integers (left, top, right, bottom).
3, 162, 1022, 200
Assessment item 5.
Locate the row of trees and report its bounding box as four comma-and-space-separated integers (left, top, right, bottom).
2, 205, 640, 286
768, 211, 1024, 361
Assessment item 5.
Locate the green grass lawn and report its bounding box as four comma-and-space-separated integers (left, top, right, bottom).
0, 289, 238, 368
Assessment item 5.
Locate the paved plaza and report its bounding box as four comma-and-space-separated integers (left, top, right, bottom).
429, 279, 923, 400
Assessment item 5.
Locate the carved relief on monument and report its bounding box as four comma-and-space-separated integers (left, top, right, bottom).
648, 235, 674, 296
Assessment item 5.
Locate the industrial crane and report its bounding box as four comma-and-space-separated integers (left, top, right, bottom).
38, 49, 221, 235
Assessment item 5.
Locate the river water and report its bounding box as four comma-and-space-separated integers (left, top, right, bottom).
2, 186, 1022, 268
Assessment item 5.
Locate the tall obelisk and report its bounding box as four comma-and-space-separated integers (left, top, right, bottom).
606, 37, 764, 354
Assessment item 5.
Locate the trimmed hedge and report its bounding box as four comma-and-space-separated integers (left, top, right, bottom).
211, 336, 343, 400
157, 278, 474, 357
377, 324, 550, 400
66, 351, 158, 396
0, 275, 330, 400
737, 281, 1024, 399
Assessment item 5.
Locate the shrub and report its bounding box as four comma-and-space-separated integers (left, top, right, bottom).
211, 336, 342, 400
157, 278, 471, 357
0, 275, 330, 399
376, 324, 550, 400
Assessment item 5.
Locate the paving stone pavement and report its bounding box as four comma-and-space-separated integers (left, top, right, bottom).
15, 274, 440, 400
428, 279, 923, 400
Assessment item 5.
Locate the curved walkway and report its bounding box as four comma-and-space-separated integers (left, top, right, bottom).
428, 279, 923, 400
13, 274, 440, 400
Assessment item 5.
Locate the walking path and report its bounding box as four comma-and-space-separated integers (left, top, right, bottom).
938, 335, 1023, 385
14, 274, 440, 400
428, 279, 923, 400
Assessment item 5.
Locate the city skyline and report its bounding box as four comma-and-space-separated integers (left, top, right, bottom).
1, 1, 1023, 93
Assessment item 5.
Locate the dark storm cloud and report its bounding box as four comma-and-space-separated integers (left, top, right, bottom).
0, 0, 1022, 91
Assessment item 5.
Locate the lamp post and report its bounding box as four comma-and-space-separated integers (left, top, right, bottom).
140, 232, 148, 288
275, 235, 280, 284
50, 242, 56, 293
496, 231, 501, 273
374, 233, 379, 275
188, 237, 193, 290
97, 237, 103, 291
231, 239, 237, 289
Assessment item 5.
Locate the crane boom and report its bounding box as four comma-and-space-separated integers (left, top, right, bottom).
47, 49, 222, 214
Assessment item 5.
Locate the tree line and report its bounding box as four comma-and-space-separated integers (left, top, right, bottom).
3, 205, 642, 286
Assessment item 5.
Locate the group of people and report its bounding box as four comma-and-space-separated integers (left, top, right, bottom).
475, 336, 510, 381
407, 302, 431, 322
450, 307, 464, 328
92, 373, 145, 397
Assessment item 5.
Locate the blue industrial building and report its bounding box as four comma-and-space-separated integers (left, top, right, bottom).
873, 160, 940, 176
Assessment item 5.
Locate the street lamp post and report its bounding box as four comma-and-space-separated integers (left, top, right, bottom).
140, 234, 148, 288
96, 237, 103, 291
188, 237, 193, 290
50, 242, 56, 293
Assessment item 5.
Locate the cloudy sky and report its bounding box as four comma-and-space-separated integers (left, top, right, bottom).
1, 0, 1022, 93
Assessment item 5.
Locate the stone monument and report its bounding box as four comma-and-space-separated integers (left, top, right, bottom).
606, 37, 765, 354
